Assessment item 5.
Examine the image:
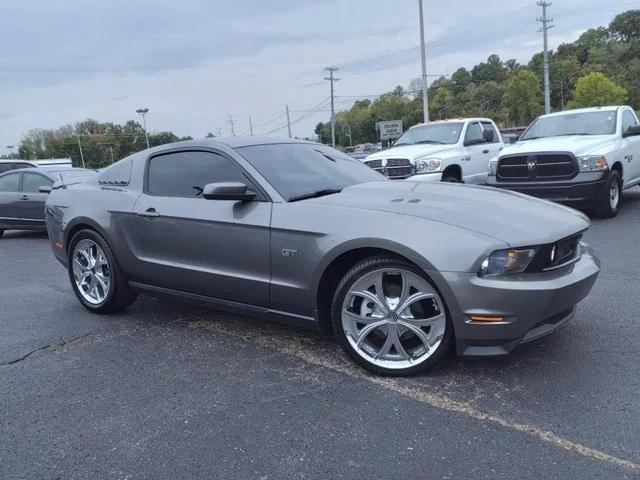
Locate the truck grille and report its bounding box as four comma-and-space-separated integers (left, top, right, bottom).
365, 159, 384, 174
385, 158, 413, 179
497, 153, 577, 181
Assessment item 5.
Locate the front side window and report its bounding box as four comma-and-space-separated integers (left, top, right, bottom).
22, 173, 53, 193
521, 111, 617, 140
394, 122, 463, 146
236, 143, 384, 201
481, 122, 499, 143
147, 151, 248, 197
465, 122, 484, 144
0, 173, 21, 192
622, 110, 638, 133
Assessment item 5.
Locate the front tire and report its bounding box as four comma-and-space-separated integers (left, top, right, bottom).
67, 229, 137, 313
595, 170, 622, 218
331, 256, 453, 376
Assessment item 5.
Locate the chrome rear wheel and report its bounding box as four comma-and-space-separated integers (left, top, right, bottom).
341, 268, 446, 371
71, 239, 111, 305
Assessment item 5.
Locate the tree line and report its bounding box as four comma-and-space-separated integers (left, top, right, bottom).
315, 9, 640, 147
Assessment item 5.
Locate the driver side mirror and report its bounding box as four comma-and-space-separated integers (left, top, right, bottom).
622, 125, 640, 138
202, 182, 256, 201
38, 185, 52, 194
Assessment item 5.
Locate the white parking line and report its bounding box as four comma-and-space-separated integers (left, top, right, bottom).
188, 317, 640, 475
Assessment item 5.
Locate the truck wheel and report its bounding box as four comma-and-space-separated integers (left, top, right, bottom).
595, 170, 622, 218
442, 176, 460, 183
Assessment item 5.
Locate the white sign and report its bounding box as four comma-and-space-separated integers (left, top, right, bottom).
377, 120, 403, 140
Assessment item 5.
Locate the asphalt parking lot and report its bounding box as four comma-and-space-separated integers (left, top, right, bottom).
1, 190, 640, 480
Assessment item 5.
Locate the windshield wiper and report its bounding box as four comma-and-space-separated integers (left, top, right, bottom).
551, 132, 593, 136
415, 140, 446, 144
288, 188, 342, 202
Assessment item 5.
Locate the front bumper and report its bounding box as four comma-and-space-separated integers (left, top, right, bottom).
440, 243, 600, 357
485, 171, 608, 209
406, 172, 442, 182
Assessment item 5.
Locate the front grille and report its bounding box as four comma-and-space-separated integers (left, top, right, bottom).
365, 159, 384, 174
497, 153, 577, 181
526, 235, 582, 272
385, 158, 413, 179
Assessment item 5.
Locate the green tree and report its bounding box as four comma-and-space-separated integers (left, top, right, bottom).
471, 54, 508, 84
502, 70, 542, 126
609, 10, 640, 42
568, 72, 628, 108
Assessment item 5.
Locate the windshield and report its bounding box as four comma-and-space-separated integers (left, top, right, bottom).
521, 111, 617, 140
236, 143, 385, 201
394, 122, 463, 146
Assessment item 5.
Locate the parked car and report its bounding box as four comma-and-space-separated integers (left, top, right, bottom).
363, 118, 504, 183
487, 106, 640, 217
0, 166, 94, 237
0, 158, 73, 174
45, 137, 599, 375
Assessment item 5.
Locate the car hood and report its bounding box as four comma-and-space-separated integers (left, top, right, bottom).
365, 144, 455, 162
502, 135, 615, 157
310, 181, 589, 246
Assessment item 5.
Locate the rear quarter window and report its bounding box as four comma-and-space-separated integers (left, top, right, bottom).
98, 160, 132, 185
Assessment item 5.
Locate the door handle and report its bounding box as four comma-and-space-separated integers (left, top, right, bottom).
137, 208, 160, 218
482, 149, 490, 154
19, 194, 29, 201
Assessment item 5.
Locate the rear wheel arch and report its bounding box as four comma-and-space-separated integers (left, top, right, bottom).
65, 218, 110, 253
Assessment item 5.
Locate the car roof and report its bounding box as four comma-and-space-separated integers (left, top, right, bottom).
147, 136, 319, 153
0, 166, 90, 178
0, 160, 34, 164
409, 118, 493, 129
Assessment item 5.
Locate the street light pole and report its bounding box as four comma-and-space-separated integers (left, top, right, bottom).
418, 0, 430, 122
135, 108, 150, 149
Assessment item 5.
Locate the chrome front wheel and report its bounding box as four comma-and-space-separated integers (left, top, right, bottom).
340, 267, 447, 371
71, 239, 111, 305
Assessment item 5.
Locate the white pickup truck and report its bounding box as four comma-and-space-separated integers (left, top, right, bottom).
363, 118, 504, 184
487, 106, 640, 217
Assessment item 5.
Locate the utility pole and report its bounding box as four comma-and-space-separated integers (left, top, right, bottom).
537, 0, 553, 114
216, 127, 223, 137
228, 115, 236, 136
418, 0, 429, 122
286, 105, 292, 139
324, 67, 339, 147
76, 134, 85, 168
559, 79, 564, 110
135, 108, 150, 149
249, 116, 254, 136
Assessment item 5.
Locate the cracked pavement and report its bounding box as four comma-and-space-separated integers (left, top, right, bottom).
1, 190, 640, 479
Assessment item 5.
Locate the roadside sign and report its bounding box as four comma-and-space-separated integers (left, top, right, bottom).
376, 120, 403, 140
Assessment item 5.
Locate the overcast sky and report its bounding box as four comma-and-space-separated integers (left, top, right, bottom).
1, 0, 637, 155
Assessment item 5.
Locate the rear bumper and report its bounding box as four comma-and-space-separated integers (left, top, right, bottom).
486, 171, 608, 209
441, 243, 600, 357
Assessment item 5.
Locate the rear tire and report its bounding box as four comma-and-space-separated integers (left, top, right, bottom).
595, 170, 621, 218
331, 255, 453, 376
67, 229, 137, 314
442, 176, 460, 183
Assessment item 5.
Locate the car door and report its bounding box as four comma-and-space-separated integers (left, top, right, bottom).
19, 172, 53, 226
127, 149, 271, 307
0, 172, 23, 228
462, 121, 493, 183
620, 109, 640, 185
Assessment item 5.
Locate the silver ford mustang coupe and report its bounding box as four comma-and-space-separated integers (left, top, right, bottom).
45, 138, 600, 375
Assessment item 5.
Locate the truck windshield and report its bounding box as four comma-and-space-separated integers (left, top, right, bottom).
521, 111, 617, 140
394, 122, 463, 146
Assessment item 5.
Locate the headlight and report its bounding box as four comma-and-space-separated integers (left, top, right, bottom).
416, 158, 443, 173
488, 159, 498, 176
478, 247, 537, 277
577, 155, 608, 172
